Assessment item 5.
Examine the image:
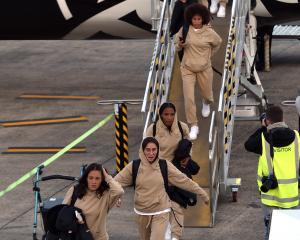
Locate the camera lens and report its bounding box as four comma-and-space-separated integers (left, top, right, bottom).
260, 112, 266, 121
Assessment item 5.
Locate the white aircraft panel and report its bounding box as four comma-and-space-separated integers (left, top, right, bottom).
269, 210, 300, 240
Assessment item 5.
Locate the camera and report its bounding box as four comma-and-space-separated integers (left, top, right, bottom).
260, 112, 266, 121
260, 175, 278, 193
260, 112, 267, 126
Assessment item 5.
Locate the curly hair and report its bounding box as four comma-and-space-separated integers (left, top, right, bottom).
184, 3, 211, 26
76, 163, 109, 199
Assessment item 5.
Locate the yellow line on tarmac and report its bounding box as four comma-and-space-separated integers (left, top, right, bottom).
19, 94, 100, 100
3, 147, 86, 154
1, 116, 88, 127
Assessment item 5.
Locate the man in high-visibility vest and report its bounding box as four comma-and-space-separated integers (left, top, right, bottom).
245, 106, 300, 240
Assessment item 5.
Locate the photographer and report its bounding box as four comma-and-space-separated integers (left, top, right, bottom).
244, 106, 300, 240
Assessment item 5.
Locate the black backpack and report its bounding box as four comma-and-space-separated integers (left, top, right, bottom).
152, 121, 184, 139
132, 159, 169, 194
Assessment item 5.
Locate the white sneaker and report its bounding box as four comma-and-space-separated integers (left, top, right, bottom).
189, 126, 199, 140
202, 103, 211, 117
172, 238, 179, 240
210, 0, 219, 14
217, 5, 226, 18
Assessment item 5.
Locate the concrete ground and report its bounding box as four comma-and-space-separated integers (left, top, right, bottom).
0, 38, 299, 240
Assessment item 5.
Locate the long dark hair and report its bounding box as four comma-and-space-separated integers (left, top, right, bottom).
159, 102, 176, 116
159, 102, 176, 131
76, 163, 109, 199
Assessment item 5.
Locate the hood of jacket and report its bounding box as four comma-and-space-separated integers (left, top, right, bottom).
265, 122, 295, 147
155, 105, 182, 139
138, 144, 160, 169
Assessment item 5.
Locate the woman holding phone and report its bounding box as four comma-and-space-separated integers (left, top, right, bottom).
176, 3, 222, 140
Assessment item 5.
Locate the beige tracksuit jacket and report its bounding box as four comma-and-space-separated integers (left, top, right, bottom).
146, 110, 189, 162
176, 25, 222, 73
176, 25, 222, 125
63, 176, 124, 240
114, 149, 209, 213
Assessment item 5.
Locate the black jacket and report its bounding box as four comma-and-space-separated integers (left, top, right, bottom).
170, 0, 197, 37
53, 205, 93, 240
172, 138, 200, 178
169, 159, 200, 208
244, 126, 296, 155
169, 139, 200, 208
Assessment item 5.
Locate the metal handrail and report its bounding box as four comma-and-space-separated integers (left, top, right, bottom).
141, 0, 169, 113
212, 0, 251, 195
141, 0, 175, 136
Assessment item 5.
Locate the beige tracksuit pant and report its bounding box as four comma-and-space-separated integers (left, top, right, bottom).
170, 201, 184, 239
181, 66, 214, 125
137, 213, 169, 240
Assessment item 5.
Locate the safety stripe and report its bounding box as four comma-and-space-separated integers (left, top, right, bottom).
18, 94, 99, 100
257, 175, 298, 184
1, 116, 88, 127
294, 130, 299, 179
3, 147, 86, 154
264, 140, 274, 175
277, 178, 298, 184
261, 194, 299, 203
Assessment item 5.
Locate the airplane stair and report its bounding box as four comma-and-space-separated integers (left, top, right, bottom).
168, 9, 231, 228
143, 0, 253, 228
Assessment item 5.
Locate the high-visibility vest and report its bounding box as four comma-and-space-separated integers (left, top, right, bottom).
257, 130, 300, 208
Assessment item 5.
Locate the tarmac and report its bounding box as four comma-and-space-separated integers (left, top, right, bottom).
0, 37, 299, 240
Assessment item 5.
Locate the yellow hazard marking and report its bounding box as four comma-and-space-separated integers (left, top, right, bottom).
124, 152, 128, 160
116, 130, 120, 138
122, 116, 127, 124
122, 107, 127, 114
116, 148, 121, 156
1, 116, 88, 127
123, 135, 128, 142
115, 139, 121, 147
19, 94, 100, 100
123, 125, 128, 133
3, 147, 86, 153
123, 144, 129, 152
115, 121, 120, 129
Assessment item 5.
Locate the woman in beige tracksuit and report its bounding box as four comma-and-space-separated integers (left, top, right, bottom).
63, 163, 124, 240
146, 102, 190, 240
177, 3, 222, 140
146, 102, 189, 162
114, 137, 209, 240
